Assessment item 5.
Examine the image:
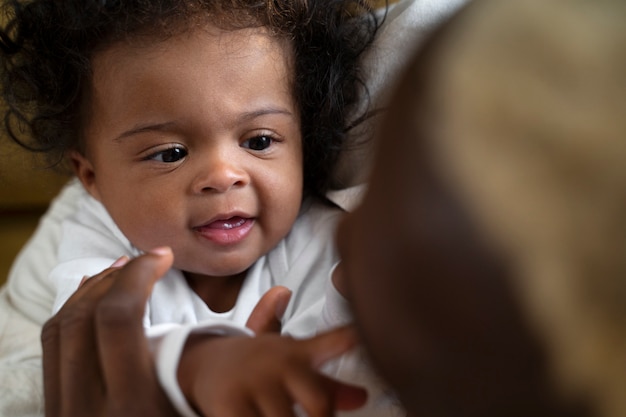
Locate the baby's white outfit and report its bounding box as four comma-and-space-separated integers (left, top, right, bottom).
50, 183, 401, 417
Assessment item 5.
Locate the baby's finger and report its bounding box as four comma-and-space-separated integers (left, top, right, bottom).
246, 286, 292, 334
209, 397, 262, 417
305, 325, 359, 368
288, 326, 367, 415
286, 369, 367, 417
285, 368, 335, 417
255, 383, 296, 417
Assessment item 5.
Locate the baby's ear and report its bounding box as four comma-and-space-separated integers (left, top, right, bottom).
69, 150, 101, 201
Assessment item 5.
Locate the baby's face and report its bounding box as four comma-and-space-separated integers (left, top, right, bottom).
75, 25, 303, 284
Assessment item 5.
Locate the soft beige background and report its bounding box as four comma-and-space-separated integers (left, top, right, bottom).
0, 129, 69, 284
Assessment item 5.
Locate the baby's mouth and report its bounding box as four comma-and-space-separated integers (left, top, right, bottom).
194, 216, 255, 245
205, 216, 247, 230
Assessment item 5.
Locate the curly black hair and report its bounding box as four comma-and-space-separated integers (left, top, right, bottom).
0, 0, 381, 198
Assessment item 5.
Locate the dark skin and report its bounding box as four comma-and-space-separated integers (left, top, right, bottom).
41, 3, 598, 416
41, 248, 367, 417
333, 11, 593, 417
41, 250, 180, 417
41, 60, 586, 417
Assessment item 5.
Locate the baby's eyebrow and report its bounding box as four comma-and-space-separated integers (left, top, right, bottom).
115, 121, 178, 141
237, 107, 294, 122
114, 107, 294, 141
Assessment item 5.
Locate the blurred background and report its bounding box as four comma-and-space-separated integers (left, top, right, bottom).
0, 133, 69, 285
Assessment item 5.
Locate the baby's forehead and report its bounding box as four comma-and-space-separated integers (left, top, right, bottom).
87, 24, 296, 100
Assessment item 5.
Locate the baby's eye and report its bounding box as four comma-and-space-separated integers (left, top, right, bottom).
242, 135, 273, 151
147, 146, 188, 163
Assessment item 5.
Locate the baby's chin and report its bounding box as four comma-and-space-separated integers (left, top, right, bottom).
180, 263, 252, 281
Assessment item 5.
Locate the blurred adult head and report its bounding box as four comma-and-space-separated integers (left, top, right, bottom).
337, 1, 626, 416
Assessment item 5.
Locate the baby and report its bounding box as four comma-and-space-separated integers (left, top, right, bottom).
1, 0, 400, 416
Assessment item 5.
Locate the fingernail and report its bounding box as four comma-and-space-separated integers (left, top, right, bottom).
78, 275, 90, 287
110, 255, 130, 267
148, 246, 172, 256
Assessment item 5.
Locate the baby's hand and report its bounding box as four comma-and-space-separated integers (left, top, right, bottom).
178, 326, 367, 417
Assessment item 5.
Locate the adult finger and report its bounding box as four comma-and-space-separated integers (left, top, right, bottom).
246, 286, 292, 334
95, 247, 174, 404
46, 264, 122, 416
41, 316, 62, 417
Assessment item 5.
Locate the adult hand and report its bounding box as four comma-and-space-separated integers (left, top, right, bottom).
42, 248, 365, 417
41, 247, 179, 417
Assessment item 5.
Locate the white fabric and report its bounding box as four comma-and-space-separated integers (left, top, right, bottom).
0, 1, 468, 415
48, 182, 360, 417
334, 0, 469, 187
49, 187, 339, 334
0, 180, 82, 417
366, 0, 469, 109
